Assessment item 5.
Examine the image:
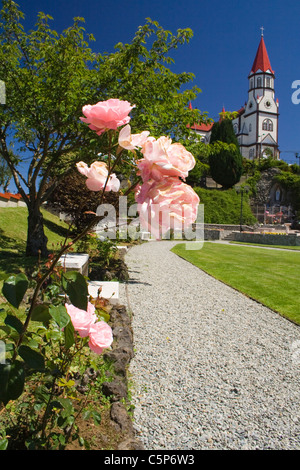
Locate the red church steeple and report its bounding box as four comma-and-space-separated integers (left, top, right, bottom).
250, 33, 274, 75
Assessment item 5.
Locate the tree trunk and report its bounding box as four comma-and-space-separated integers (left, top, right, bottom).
26, 204, 49, 257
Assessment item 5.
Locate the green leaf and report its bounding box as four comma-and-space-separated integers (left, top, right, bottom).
34, 385, 50, 404
18, 345, 45, 371
49, 305, 70, 329
57, 397, 73, 413
64, 320, 75, 350
61, 271, 88, 311
2, 274, 28, 309
83, 408, 101, 426
97, 309, 110, 323
4, 314, 23, 334
31, 304, 51, 325
0, 361, 25, 405
0, 325, 12, 335
0, 438, 8, 450
90, 409, 102, 426
4, 343, 14, 353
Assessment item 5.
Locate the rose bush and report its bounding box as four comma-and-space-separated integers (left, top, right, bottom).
78, 107, 200, 238
65, 302, 113, 352
0, 97, 200, 450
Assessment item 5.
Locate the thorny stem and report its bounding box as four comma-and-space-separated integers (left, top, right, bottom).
41, 375, 57, 441
12, 212, 105, 360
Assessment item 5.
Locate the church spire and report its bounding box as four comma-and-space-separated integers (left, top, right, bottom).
250, 34, 274, 75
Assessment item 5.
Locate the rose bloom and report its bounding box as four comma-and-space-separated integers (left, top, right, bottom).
65, 302, 97, 338
76, 161, 120, 192
118, 124, 150, 150
88, 321, 113, 355
137, 136, 195, 182
80, 98, 135, 135
135, 177, 200, 239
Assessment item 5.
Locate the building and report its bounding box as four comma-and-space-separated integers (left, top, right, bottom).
188, 101, 214, 143
0, 193, 26, 208
190, 32, 280, 160
232, 32, 279, 160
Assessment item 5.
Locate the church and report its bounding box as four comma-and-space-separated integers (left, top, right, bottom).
191, 31, 280, 160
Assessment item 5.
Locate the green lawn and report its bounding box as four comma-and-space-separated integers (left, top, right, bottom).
230, 241, 300, 250
0, 207, 70, 285
171, 242, 300, 325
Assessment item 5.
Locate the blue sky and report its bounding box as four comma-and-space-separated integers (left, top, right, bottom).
4, 0, 300, 190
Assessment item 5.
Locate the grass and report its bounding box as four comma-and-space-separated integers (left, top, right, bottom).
0, 207, 70, 286
230, 241, 300, 250
193, 187, 257, 225
171, 242, 300, 325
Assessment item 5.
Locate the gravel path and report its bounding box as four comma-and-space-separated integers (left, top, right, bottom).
119, 241, 300, 450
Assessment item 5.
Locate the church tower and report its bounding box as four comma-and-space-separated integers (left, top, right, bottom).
232, 30, 279, 160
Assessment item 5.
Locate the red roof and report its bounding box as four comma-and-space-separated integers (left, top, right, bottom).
237, 106, 245, 115
0, 193, 11, 200
188, 102, 213, 132
0, 192, 23, 200
189, 122, 213, 132
250, 36, 274, 75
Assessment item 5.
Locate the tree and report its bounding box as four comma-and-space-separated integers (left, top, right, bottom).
208, 142, 243, 189
0, 1, 205, 256
0, 1, 102, 256
209, 118, 240, 147
98, 19, 205, 140
208, 116, 242, 189
0, 154, 11, 191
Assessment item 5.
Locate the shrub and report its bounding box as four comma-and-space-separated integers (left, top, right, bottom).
208, 143, 243, 189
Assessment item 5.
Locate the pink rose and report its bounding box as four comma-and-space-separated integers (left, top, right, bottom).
76, 161, 120, 192
88, 321, 113, 355
137, 136, 195, 182
118, 124, 150, 150
135, 177, 200, 239
80, 98, 135, 135
65, 302, 97, 338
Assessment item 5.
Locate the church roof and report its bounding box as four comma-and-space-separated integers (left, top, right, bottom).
187, 102, 213, 132
189, 122, 213, 132
249, 36, 274, 75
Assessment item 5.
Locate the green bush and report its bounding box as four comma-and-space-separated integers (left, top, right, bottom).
194, 187, 257, 225
208, 143, 243, 189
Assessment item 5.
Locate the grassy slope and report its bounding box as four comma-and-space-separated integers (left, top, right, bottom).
193, 187, 257, 225
0, 207, 70, 283
171, 242, 300, 324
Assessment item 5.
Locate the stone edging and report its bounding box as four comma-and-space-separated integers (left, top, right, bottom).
102, 304, 144, 450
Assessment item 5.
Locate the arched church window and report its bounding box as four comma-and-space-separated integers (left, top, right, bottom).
249, 148, 254, 159
257, 77, 262, 88
249, 123, 252, 132
266, 77, 270, 87
262, 119, 273, 131
250, 79, 254, 89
